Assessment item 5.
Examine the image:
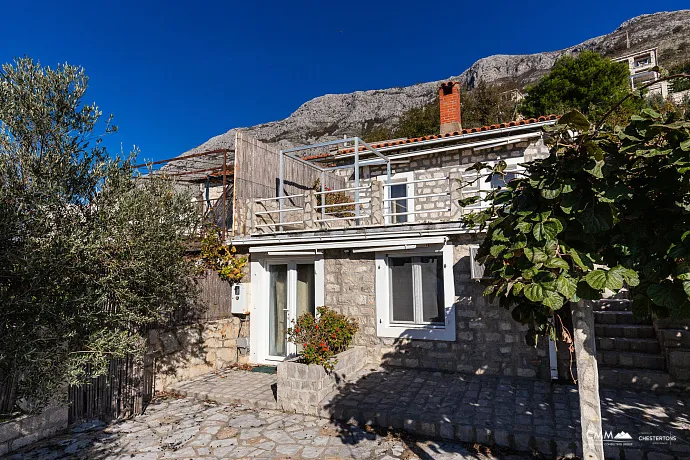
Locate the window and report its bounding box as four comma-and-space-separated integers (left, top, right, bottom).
389, 256, 444, 324
461, 157, 523, 211
375, 245, 456, 341
490, 170, 518, 190
378, 171, 414, 224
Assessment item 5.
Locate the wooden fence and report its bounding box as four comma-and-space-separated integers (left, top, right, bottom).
68, 269, 233, 422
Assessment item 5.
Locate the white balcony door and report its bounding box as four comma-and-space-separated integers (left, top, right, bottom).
251, 256, 324, 364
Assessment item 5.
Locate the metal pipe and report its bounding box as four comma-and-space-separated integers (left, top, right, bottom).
354, 137, 360, 222
322, 158, 387, 171
280, 137, 368, 154
254, 207, 303, 215
384, 208, 451, 217
282, 151, 326, 171
254, 193, 305, 202
320, 171, 325, 222
131, 148, 234, 169
315, 214, 371, 223
313, 185, 370, 195
357, 138, 389, 162
222, 149, 227, 239
382, 177, 450, 186
279, 151, 284, 229
315, 199, 371, 209
256, 220, 305, 228
383, 192, 449, 201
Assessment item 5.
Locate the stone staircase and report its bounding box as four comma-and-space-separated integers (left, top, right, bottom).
593, 298, 680, 391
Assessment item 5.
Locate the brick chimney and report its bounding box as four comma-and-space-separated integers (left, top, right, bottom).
439, 81, 461, 135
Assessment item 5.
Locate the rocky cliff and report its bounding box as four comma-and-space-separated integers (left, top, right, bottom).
182, 10, 690, 156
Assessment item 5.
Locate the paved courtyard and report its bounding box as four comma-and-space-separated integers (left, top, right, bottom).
6, 395, 530, 460
7, 369, 690, 459
157, 368, 689, 459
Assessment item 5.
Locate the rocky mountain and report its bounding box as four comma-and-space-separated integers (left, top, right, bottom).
181, 10, 690, 157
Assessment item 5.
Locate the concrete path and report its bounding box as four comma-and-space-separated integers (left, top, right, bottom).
5, 396, 531, 459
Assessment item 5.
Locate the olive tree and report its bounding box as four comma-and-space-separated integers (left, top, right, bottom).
0, 58, 199, 413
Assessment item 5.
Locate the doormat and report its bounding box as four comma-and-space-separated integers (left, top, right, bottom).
251, 365, 277, 374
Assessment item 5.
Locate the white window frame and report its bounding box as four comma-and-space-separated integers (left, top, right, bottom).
461, 156, 524, 211
377, 171, 415, 225
375, 244, 455, 341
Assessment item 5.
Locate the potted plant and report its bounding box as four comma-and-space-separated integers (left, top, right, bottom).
277, 307, 363, 415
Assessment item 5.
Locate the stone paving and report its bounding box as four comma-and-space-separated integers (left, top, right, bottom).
5, 396, 531, 460
7, 369, 690, 459
169, 370, 278, 410
159, 368, 688, 459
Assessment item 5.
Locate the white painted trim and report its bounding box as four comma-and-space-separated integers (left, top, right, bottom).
249, 254, 324, 365
232, 226, 476, 247
249, 236, 447, 253
377, 171, 415, 225
334, 123, 553, 159
375, 244, 456, 341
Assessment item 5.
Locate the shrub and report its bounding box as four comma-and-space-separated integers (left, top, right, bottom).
313, 179, 355, 218
200, 226, 247, 283
286, 306, 358, 371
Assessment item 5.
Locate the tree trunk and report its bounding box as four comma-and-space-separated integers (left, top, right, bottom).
571, 300, 604, 460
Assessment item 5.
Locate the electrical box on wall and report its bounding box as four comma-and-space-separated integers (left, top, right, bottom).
231, 283, 249, 314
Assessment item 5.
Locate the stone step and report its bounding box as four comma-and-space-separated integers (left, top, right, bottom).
592, 299, 632, 312
659, 328, 690, 348
598, 351, 666, 370
594, 324, 656, 339
593, 311, 651, 325
598, 367, 686, 391
596, 337, 661, 354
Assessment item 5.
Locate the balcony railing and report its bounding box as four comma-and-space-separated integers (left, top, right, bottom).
240, 173, 492, 235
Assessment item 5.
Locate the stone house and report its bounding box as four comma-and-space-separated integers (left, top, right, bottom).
202, 81, 687, 391
229, 81, 565, 381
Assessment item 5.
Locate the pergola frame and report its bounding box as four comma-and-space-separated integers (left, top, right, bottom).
278, 137, 391, 223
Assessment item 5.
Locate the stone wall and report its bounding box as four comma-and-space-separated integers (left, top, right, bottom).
323, 234, 551, 380
337, 138, 551, 225
0, 403, 68, 456
147, 317, 250, 391
655, 318, 690, 382
276, 347, 366, 417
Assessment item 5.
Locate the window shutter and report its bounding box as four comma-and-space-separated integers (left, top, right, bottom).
469, 246, 487, 280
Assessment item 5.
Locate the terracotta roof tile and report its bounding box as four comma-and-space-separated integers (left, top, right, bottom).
300, 114, 559, 160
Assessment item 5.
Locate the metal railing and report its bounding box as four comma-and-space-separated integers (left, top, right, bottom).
253, 193, 307, 230
314, 185, 371, 223
247, 176, 474, 234
383, 177, 452, 220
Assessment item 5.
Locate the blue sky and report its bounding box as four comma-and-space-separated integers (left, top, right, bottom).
1, 1, 686, 162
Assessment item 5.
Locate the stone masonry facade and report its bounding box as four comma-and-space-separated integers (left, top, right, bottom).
323, 234, 551, 380
276, 346, 367, 416
147, 317, 250, 391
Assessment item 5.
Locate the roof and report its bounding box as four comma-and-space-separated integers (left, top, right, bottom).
302, 114, 559, 160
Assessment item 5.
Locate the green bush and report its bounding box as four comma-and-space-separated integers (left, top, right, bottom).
287, 306, 358, 371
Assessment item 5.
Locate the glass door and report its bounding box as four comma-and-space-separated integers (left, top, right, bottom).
268, 264, 288, 357
266, 261, 316, 360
